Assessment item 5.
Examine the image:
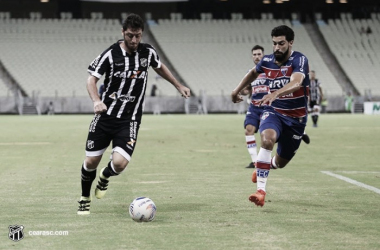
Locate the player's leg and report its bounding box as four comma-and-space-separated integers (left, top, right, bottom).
78, 155, 103, 215
244, 105, 261, 168
78, 114, 110, 215
245, 124, 257, 168
95, 120, 139, 199
249, 111, 281, 207
95, 150, 129, 199
274, 123, 304, 169
309, 102, 317, 127
302, 132, 310, 144
312, 105, 320, 127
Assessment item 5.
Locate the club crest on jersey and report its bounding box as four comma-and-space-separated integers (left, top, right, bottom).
109, 92, 136, 102
140, 58, 148, 67
281, 67, 288, 76
9, 225, 24, 242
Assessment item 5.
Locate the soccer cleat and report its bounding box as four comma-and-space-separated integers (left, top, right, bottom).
251, 169, 257, 183
302, 133, 310, 144
246, 162, 255, 168
249, 189, 266, 207
95, 167, 109, 199
77, 196, 91, 215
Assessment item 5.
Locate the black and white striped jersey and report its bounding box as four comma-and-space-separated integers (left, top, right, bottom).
88, 40, 161, 121
309, 79, 321, 102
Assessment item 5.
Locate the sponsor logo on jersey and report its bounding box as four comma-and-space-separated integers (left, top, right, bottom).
113, 70, 146, 79
109, 92, 136, 102
252, 78, 267, 86
253, 85, 270, 94
115, 63, 124, 66
263, 57, 271, 62
299, 56, 305, 72
90, 55, 101, 68
269, 79, 290, 89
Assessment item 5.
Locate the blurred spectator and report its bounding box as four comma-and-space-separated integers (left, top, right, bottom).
47, 101, 54, 115
345, 92, 354, 113
366, 26, 372, 35
98, 84, 105, 98
151, 84, 158, 97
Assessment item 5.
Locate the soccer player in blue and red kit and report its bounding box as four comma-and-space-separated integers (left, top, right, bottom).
231, 25, 309, 207
240, 45, 268, 169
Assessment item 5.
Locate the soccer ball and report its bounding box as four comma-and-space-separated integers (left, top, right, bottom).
129, 197, 156, 222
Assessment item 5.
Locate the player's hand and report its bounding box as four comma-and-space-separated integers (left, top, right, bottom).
94, 101, 107, 114
257, 92, 278, 106
231, 90, 243, 103
178, 85, 191, 98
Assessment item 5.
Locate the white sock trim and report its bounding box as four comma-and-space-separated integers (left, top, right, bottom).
83, 161, 96, 172
271, 156, 278, 169
110, 161, 123, 174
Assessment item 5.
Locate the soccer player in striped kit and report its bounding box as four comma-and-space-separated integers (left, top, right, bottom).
77, 13, 190, 215
231, 25, 309, 207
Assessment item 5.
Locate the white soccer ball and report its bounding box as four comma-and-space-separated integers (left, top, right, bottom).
129, 197, 156, 222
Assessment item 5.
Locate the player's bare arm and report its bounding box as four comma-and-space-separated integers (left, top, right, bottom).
240, 85, 252, 96
153, 63, 191, 98
258, 72, 304, 106
87, 75, 107, 114
231, 68, 259, 103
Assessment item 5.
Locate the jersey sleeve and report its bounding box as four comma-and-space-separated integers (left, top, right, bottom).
87, 49, 112, 79
148, 45, 161, 69
255, 58, 265, 74
292, 54, 309, 77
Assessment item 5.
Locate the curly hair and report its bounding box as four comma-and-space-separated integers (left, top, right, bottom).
271, 25, 294, 42
122, 13, 144, 31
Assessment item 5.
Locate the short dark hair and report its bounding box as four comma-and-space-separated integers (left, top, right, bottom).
251, 45, 264, 53
122, 13, 144, 31
310, 70, 315, 73
271, 25, 294, 42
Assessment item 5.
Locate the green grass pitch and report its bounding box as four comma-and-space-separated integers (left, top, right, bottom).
1, 114, 379, 249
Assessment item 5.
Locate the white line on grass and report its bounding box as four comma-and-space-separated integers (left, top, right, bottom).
335, 171, 380, 174
321, 171, 380, 195
0, 142, 52, 146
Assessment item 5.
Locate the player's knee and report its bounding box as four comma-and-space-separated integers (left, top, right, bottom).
85, 156, 102, 169
245, 126, 255, 135
275, 157, 290, 168
112, 154, 129, 173
260, 137, 275, 150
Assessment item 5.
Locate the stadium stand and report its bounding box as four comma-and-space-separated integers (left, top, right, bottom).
0, 18, 122, 97
318, 14, 380, 97
0, 77, 11, 97
149, 18, 343, 97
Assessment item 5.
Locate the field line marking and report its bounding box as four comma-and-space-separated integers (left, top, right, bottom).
335, 171, 380, 174
321, 171, 380, 195
0, 142, 52, 146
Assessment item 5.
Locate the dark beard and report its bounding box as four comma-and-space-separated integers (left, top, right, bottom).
274, 48, 289, 62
